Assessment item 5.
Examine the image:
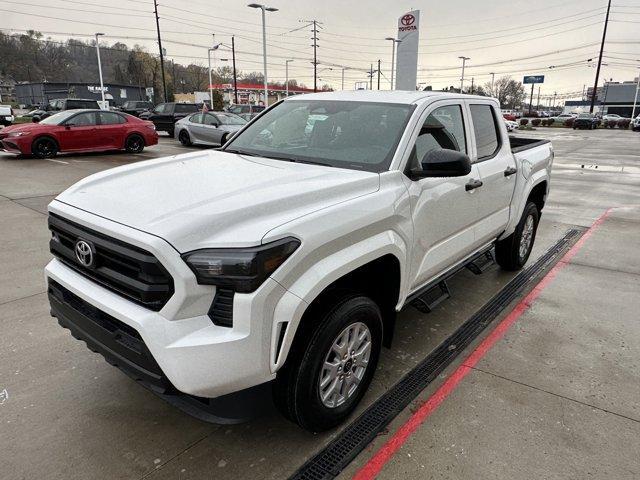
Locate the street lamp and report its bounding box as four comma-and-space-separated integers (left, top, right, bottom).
632, 66, 640, 119
248, 3, 278, 106
285, 59, 293, 97
458, 56, 470, 93
385, 37, 401, 90
94, 33, 106, 108
208, 40, 221, 109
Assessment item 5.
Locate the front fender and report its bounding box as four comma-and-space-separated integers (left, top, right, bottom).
269, 231, 407, 372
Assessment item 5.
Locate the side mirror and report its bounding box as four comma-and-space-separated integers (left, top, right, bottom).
410, 149, 472, 179
32, 116, 40, 123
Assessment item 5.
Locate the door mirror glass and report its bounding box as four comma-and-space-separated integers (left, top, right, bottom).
411, 149, 471, 179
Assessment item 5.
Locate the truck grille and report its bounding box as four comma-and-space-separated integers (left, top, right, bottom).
48, 213, 174, 311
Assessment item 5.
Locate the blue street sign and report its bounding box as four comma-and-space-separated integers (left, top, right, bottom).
524, 75, 545, 84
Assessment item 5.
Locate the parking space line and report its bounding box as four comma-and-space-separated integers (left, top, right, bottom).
352, 208, 612, 480
46, 158, 69, 165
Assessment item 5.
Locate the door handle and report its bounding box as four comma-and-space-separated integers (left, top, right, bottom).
504, 166, 517, 177
465, 179, 483, 191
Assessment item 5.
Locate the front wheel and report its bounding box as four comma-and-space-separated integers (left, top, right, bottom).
178, 130, 192, 146
273, 295, 382, 432
32, 137, 58, 159
125, 134, 145, 154
495, 202, 540, 271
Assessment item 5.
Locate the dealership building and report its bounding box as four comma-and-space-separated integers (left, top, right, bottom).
565, 79, 640, 117
15, 82, 148, 108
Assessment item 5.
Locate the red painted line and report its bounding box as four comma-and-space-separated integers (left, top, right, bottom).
353, 209, 612, 480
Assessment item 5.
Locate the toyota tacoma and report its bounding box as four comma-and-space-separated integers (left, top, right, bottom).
45, 91, 553, 432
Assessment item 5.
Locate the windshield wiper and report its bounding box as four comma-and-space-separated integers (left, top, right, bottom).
223, 148, 260, 157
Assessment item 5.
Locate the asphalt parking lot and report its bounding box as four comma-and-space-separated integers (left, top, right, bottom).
1, 128, 639, 479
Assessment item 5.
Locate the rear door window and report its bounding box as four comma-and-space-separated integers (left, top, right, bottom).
98, 112, 126, 125
67, 112, 97, 126
469, 104, 501, 160
189, 113, 204, 124
175, 104, 198, 113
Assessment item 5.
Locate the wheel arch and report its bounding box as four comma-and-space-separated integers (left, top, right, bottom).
271, 248, 404, 373
31, 134, 60, 154
125, 131, 147, 147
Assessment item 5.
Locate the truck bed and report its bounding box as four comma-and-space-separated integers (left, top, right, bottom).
509, 136, 550, 154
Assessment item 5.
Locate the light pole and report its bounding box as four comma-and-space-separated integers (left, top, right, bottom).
490, 72, 495, 95
632, 67, 640, 119
285, 59, 293, 97
207, 37, 220, 109
341, 67, 346, 91
385, 37, 401, 90
458, 56, 470, 93
94, 33, 106, 108
248, 3, 278, 106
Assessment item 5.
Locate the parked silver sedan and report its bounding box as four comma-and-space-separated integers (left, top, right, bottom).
174, 111, 247, 147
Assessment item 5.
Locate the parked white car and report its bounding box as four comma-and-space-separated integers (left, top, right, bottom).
0, 105, 15, 126
45, 91, 553, 432
504, 119, 519, 132
632, 114, 640, 132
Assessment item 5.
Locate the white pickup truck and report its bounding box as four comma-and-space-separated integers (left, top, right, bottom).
45, 91, 552, 432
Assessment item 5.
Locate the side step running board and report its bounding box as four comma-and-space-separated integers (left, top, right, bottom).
411, 281, 451, 313
466, 250, 495, 275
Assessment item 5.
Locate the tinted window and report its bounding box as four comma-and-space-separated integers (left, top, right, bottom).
99, 112, 126, 125
412, 104, 466, 166
226, 100, 414, 173
67, 112, 96, 126
175, 104, 198, 113
203, 114, 219, 126
470, 104, 500, 159
216, 113, 247, 125
189, 113, 204, 124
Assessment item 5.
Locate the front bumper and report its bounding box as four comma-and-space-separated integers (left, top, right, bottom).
44, 201, 301, 399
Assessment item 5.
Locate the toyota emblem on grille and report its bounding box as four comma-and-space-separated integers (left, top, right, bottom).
74, 239, 94, 268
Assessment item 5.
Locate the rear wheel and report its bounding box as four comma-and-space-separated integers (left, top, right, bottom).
178, 130, 192, 146
125, 134, 145, 154
273, 294, 382, 432
32, 137, 58, 159
495, 202, 539, 271
166, 128, 175, 138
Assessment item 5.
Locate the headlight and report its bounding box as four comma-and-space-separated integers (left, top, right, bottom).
8, 131, 29, 137
182, 237, 300, 293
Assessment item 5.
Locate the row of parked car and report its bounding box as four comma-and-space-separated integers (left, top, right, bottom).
0, 98, 265, 158
504, 111, 640, 132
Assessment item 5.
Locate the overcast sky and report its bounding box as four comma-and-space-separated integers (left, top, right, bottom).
3, 0, 639, 99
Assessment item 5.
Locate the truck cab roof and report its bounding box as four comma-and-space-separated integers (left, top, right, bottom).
284, 90, 494, 106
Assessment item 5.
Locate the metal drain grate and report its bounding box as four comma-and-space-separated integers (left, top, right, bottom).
289, 229, 583, 480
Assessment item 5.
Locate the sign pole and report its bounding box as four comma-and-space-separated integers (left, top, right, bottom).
529, 83, 535, 115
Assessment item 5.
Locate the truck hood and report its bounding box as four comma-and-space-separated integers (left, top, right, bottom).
54, 150, 379, 252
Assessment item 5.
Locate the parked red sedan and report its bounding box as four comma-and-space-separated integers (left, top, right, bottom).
0, 109, 158, 158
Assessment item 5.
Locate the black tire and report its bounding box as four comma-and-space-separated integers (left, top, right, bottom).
178, 130, 191, 146
495, 201, 540, 271
125, 134, 145, 154
166, 128, 175, 138
31, 137, 58, 159
273, 294, 383, 432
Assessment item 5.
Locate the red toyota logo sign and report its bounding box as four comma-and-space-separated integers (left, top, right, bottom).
401, 14, 415, 26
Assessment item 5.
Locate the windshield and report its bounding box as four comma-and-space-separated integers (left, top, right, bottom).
216, 113, 247, 125
224, 100, 414, 172
38, 110, 79, 125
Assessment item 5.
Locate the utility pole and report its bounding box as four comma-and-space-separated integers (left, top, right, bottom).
377, 59, 381, 90
341, 67, 345, 91
153, 0, 167, 102
528, 82, 535, 115
285, 59, 293, 96
232, 36, 238, 104
632, 68, 640, 119
590, 0, 612, 113
537, 85, 541, 111
369, 64, 374, 90
490, 72, 495, 95
470, 77, 474, 94
458, 56, 470, 93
